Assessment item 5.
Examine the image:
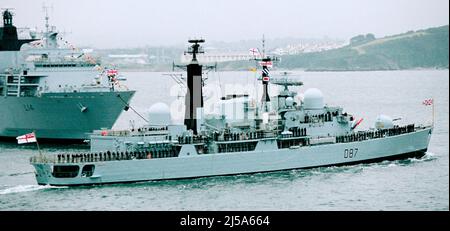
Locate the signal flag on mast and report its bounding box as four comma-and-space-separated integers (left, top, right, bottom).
249, 48, 259, 56
422, 98, 433, 106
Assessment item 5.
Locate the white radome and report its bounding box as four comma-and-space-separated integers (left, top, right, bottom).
303, 88, 324, 109
148, 102, 172, 125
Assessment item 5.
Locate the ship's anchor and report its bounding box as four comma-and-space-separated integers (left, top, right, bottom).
77, 103, 88, 112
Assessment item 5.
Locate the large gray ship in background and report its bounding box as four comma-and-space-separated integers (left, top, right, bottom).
30, 39, 433, 186
0, 10, 135, 141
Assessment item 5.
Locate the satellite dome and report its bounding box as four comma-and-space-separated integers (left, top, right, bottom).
303, 88, 324, 109
375, 115, 394, 130
148, 102, 171, 125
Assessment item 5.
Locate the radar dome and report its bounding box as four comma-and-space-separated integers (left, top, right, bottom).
148, 102, 171, 125
375, 115, 394, 129
303, 88, 324, 109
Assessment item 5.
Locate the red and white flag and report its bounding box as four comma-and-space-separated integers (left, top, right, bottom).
259, 61, 273, 68
249, 48, 259, 56
422, 99, 433, 106
16, 132, 37, 144
107, 69, 118, 76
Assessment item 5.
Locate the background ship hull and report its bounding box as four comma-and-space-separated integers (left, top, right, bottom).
0, 91, 135, 140
32, 127, 432, 186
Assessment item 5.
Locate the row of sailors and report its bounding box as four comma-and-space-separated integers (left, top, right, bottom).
213, 131, 274, 142
387, 124, 415, 135
131, 126, 168, 133
54, 149, 178, 163
177, 135, 207, 144
177, 131, 275, 144
336, 124, 415, 143
304, 112, 334, 123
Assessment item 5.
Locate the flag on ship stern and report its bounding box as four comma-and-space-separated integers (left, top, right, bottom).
16, 132, 37, 144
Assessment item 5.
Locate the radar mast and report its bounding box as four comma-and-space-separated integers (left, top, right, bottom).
252, 35, 279, 112
173, 39, 215, 134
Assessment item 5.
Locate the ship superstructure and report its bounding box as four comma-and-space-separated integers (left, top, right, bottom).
0, 10, 135, 140
30, 39, 432, 186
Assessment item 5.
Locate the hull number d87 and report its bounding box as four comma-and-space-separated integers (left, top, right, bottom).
344, 148, 358, 158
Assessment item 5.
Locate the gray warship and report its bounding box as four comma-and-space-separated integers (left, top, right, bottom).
31, 39, 432, 186
0, 10, 135, 141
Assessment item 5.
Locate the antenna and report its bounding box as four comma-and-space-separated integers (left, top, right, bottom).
42, 3, 53, 34
187, 39, 205, 62
262, 34, 266, 58
1, 8, 15, 14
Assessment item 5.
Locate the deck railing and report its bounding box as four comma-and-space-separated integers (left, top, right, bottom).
336, 124, 416, 143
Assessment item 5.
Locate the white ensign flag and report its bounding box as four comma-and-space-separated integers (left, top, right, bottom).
16, 132, 37, 144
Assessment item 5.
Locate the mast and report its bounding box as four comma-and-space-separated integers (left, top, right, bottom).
0, 9, 37, 51
260, 57, 271, 111
185, 39, 204, 134
173, 39, 215, 134
253, 35, 278, 112
42, 4, 53, 48
262, 34, 265, 57
43, 5, 50, 34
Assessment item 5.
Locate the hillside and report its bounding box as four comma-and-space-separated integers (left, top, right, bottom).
279, 25, 449, 71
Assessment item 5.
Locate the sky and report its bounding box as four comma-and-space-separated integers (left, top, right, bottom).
2, 0, 449, 48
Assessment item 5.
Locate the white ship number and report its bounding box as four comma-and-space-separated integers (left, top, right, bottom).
344, 148, 358, 158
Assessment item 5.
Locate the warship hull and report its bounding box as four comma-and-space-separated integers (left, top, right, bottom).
0, 91, 135, 141
32, 127, 432, 186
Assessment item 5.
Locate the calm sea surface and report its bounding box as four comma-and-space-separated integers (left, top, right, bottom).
0, 70, 448, 210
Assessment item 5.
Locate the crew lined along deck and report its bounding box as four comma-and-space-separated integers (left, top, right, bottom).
177, 130, 277, 144
30, 149, 179, 164
30, 124, 420, 164
96, 126, 169, 137
335, 124, 416, 143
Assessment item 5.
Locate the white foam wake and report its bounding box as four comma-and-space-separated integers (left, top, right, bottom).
0, 185, 64, 195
